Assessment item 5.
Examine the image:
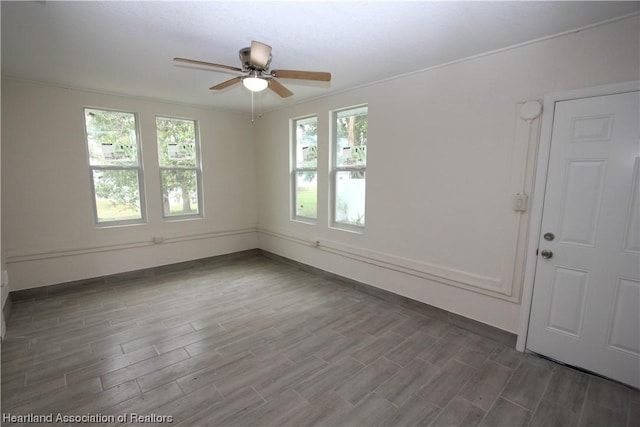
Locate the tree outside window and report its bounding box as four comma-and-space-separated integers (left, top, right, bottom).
333, 106, 367, 227
84, 108, 145, 224
156, 117, 202, 218
292, 116, 318, 220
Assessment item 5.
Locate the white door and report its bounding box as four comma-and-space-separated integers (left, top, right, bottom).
527, 90, 640, 388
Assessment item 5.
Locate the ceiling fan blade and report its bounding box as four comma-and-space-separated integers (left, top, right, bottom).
271, 69, 331, 82
250, 41, 272, 69
209, 76, 242, 90
268, 78, 293, 98
174, 57, 242, 72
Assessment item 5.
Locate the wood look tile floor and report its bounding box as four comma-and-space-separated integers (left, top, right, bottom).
2, 254, 638, 426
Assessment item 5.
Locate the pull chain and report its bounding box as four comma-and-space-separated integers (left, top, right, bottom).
251, 91, 255, 124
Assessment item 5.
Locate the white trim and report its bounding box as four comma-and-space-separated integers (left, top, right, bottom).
258, 225, 518, 301
0, 75, 252, 116
515, 81, 640, 351
5, 227, 257, 263
500, 101, 543, 298
156, 116, 204, 220
330, 104, 368, 229
83, 107, 147, 226
265, 14, 640, 115
3, 13, 637, 116
291, 115, 320, 222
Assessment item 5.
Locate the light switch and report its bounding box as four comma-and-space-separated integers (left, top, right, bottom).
513, 193, 528, 212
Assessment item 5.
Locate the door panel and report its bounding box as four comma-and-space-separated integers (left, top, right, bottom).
623, 158, 640, 254
558, 159, 606, 246
528, 90, 640, 388
546, 266, 589, 337
607, 277, 640, 355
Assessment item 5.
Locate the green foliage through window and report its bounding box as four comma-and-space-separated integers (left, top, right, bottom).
85, 108, 144, 224
293, 116, 318, 220
156, 117, 201, 217
333, 106, 368, 227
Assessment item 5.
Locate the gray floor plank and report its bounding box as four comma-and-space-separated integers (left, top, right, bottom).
543, 365, 590, 414
293, 356, 366, 401
418, 359, 478, 407
385, 393, 443, 427
458, 360, 513, 411
501, 358, 553, 411
431, 396, 486, 427
480, 397, 531, 427
101, 347, 191, 390
335, 356, 401, 405
529, 399, 579, 427
375, 358, 439, 406
1, 255, 634, 426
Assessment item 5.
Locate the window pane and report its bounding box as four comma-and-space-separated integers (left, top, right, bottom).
335, 107, 367, 167
161, 169, 199, 216
85, 109, 139, 166
92, 169, 142, 222
157, 117, 197, 168
335, 170, 366, 226
296, 171, 317, 219
295, 116, 317, 169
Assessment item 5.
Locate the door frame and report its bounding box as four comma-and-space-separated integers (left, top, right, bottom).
516, 80, 640, 352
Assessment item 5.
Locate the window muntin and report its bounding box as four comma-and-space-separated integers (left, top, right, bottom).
156, 116, 202, 218
292, 116, 318, 220
332, 105, 367, 228
84, 108, 145, 224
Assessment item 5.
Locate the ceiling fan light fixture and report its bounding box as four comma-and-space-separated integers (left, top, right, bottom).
242, 75, 268, 92
177, 40, 330, 100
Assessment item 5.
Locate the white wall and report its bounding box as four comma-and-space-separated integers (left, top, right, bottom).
255, 17, 640, 333
2, 17, 638, 335
2, 79, 258, 290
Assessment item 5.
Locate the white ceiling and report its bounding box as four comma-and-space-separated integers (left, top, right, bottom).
2, 1, 638, 113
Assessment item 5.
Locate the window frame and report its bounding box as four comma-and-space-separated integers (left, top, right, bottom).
155, 115, 203, 220
83, 107, 147, 227
291, 114, 319, 223
330, 104, 368, 232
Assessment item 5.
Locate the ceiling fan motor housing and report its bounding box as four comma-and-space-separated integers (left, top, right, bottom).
239, 47, 271, 71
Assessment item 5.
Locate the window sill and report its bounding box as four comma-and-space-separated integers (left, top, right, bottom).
292, 216, 317, 226
329, 222, 364, 234
95, 219, 147, 228
162, 214, 203, 222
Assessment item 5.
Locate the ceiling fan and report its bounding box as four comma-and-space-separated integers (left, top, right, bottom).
174, 41, 331, 98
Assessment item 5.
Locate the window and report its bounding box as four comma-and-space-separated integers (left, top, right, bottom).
292, 116, 318, 220
84, 108, 145, 224
332, 105, 367, 228
156, 116, 202, 218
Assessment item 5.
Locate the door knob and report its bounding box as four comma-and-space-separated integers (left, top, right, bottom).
540, 249, 553, 259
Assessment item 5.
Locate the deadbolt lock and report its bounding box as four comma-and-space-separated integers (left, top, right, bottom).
543, 232, 555, 241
